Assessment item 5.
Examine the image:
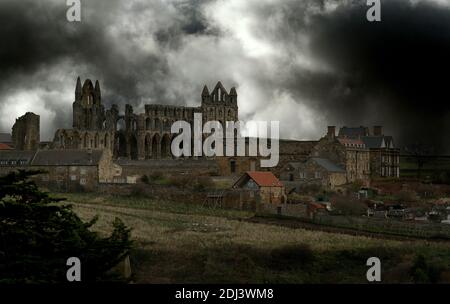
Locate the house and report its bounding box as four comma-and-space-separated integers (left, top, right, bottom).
0, 149, 122, 191
339, 126, 400, 178
233, 171, 286, 204
280, 158, 347, 190
310, 126, 371, 185
30, 149, 122, 191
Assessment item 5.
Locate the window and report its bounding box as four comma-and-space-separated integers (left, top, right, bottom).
80, 178, 87, 185
289, 174, 294, 181
315, 171, 322, 179
70, 175, 77, 181
299, 171, 306, 179
80, 168, 87, 175
230, 160, 236, 174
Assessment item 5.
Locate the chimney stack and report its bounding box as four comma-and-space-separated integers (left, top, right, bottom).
327, 126, 336, 139
373, 126, 383, 136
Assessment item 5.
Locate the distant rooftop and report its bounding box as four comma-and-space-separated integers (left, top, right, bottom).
0, 133, 12, 143
31, 149, 104, 166
338, 127, 369, 138
310, 158, 346, 173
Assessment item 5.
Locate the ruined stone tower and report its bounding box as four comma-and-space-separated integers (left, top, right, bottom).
12, 112, 40, 150
201, 81, 238, 123
72, 77, 105, 130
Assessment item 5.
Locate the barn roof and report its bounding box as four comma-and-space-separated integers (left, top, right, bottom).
233, 171, 284, 188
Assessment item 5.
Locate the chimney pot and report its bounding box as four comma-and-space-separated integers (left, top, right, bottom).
327, 126, 336, 139
373, 126, 383, 136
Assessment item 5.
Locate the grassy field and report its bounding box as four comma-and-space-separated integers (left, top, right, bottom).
61, 192, 450, 283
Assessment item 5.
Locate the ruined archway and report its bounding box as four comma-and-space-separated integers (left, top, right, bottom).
94, 133, 99, 149
116, 117, 126, 132
114, 132, 127, 159
152, 133, 160, 159
161, 134, 172, 159
129, 135, 138, 160
104, 133, 110, 149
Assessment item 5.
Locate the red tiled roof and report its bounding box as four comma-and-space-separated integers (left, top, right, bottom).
246, 171, 284, 187
0, 143, 12, 150
308, 202, 326, 209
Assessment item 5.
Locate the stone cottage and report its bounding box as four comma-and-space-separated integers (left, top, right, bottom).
280, 158, 347, 190
232, 171, 286, 205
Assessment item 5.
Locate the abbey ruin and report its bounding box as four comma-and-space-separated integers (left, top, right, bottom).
53, 78, 239, 160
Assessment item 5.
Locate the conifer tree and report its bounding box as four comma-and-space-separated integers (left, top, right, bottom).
0, 170, 133, 283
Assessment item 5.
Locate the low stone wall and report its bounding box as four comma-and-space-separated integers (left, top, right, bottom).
259, 203, 308, 218
257, 203, 450, 239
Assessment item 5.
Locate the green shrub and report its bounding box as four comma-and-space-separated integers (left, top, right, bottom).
410, 255, 442, 283
194, 176, 214, 192
395, 190, 419, 202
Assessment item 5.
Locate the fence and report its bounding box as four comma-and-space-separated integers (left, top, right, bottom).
258, 203, 450, 239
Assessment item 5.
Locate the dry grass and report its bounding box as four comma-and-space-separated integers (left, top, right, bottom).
64, 193, 450, 283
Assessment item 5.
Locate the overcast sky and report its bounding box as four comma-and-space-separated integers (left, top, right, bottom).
1, 0, 450, 151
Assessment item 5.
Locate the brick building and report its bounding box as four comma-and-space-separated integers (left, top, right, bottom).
311, 126, 371, 185
338, 126, 400, 178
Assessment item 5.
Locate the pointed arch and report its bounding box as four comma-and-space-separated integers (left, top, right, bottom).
152, 133, 161, 159
104, 133, 110, 148
83, 132, 90, 148
94, 133, 99, 149
129, 135, 138, 160
161, 134, 172, 159
114, 132, 127, 158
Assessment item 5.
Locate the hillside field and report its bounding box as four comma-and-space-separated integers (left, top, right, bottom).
61, 193, 450, 283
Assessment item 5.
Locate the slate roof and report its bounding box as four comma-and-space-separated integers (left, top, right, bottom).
0, 133, 12, 143
362, 136, 395, 149
338, 127, 369, 138
31, 149, 104, 166
0, 150, 36, 165
361, 136, 384, 149
310, 158, 346, 173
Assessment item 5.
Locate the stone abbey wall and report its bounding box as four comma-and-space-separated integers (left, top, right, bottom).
54, 78, 239, 161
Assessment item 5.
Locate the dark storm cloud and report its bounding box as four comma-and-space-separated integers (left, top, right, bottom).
1, 0, 450, 151
0, 0, 216, 137
272, 0, 450, 151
